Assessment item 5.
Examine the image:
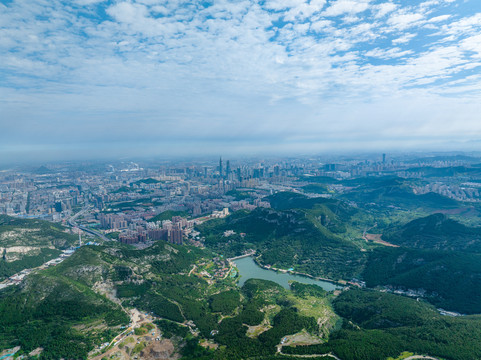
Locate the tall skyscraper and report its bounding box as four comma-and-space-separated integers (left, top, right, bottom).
219, 157, 223, 178
226, 160, 230, 177
382, 153, 386, 164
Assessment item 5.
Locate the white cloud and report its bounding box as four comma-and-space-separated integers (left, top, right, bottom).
323, 0, 371, 17
461, 34, 481, 58
388, 12, 425, 30
428, 14, 450, 23
439, 13, 481, 36
264, 0, 306, 11
365, 47, 413, 59
372, 2, 397, 18
74, 0, 106, 5
106, 2, 149, 24
392, 33, 416, 44
310, 19, 333, 32
1, 0, 481, 156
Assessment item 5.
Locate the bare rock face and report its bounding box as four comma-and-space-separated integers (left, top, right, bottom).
64, 264, 107, 285
139, 340, 178, 360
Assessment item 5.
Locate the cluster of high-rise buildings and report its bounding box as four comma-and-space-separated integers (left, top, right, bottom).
2, 154, 481, 247
118, 215, 194, 245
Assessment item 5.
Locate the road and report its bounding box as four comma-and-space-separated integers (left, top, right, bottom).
278, 350, 341, 360
67, 207, 110, 242
78, 225, 110, 242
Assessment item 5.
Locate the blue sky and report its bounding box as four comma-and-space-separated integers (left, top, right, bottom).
1, 0, 481, 161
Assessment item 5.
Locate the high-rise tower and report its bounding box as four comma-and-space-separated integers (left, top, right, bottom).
219, 157, 223, 178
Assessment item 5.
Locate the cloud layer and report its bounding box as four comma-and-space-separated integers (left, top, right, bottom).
1, 0, 481, 160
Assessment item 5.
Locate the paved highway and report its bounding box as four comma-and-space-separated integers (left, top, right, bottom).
67, 207, 111, 242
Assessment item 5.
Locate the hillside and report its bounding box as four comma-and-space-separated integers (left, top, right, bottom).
362, 246, 481, 314
0, 242, 210, 358
3, 231, 481, 359
0, 261, 128, 359
198, 206, 365, 280
0, 215, 77, 248
0, 215, 78, 280
382, 213, 481, 252
340, 177, 458, 210
283, 288, 481, 360
148, 210, 189, 222
1, 238, 342, 360
403, 165, 481, 178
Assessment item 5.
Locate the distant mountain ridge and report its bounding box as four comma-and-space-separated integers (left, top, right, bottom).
383, 213, 481, 252
340, 177, 458, 209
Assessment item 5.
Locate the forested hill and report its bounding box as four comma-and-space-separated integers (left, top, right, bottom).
0, 215, 77, 248
339, 177, 458, 210
1, 239, 344, 360
198, 203, 366, 280
363, 246, 481, 314
283, 289, 481, 360
382, 213, 481, 252
0, 215, 78, 280
0, 247, 129, 359
0, 242, 207, 358
266, 191, 354, 216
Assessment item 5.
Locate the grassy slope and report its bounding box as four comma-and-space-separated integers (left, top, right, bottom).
284, 288, 481, 360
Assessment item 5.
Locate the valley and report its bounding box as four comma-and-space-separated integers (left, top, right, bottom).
3, 156, 481, 359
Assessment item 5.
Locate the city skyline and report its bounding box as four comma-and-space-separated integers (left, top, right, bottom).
2, 0, 481, 162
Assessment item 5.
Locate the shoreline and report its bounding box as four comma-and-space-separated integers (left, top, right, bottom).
230, 254, 344, 288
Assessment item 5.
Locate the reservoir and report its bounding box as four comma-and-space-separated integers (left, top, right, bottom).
233, 256, 340, 291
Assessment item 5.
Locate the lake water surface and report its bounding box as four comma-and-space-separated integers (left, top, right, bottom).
233, 256, 340, 291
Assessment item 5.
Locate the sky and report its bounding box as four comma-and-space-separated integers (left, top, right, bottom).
1, 0, 481, 162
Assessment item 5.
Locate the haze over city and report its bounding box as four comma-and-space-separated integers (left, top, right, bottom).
2, 0, 481, 162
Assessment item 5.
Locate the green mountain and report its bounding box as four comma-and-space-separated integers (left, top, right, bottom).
133, 178, 162, 185
3, 230, 481, 359
0, 252, 129, 359
301, 183, 329, 194
267, 191, 355, 216
1, 238, 342, 360
283, 288, 481, 360
404, 165, 481, 177
0, 242, 209, 358
148, 210, 189, 222
382, 213, 481, 252
0, 215, 78, 280
198, 205, 365, 280
0, 215, 77, 248
340, 177, 458, 210
363, 246, 481, 314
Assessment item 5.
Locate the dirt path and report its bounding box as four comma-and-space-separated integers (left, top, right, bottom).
90, 312, 161, 360
278, 351, 341, 360
363, 233, 399, 247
